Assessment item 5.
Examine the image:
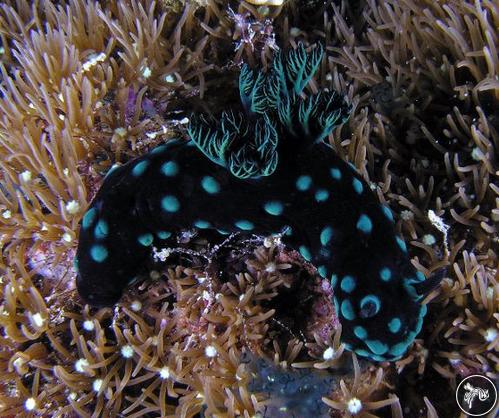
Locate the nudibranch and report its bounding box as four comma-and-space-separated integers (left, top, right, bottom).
76, 44, 440, 361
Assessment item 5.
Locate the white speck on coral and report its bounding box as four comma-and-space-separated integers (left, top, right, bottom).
152, 247, 170, 262
83, 320, 94, 331
25, 397, 36, 411
92, 379, 103, 392
202, 290, 210, 301
323, 347, 335, 360
149, 270, 160, 280
114, 127, 127, 137
422, 234, 436, 245
449, 358, 461, 365
401, 210, 414, 221
265, 262, 276, 273
65, 200, 80, 215
62, 232, 73, 243
347, 397, 362, 414
471, 147, 482, 161
2, 210, 12, 219
141, 66, 152, 78
58, 114, 65, 120
82, 52, 106, 71
484, 328, 497, 343
197, 276, 207, 284
164, 74, 176, 83
205, 345, 217, 357
68, 392, 77, 400
179, 117, 189, 124
121, 345, 134, 358
239, 294, 245, 301
31, 312, 45, 327
20, 170, 32, 182
486, 287, 494, 299
159, 367, 170, 379
146, 131, 157, 139
74, 358, 89, 373
130, 300, 142, 312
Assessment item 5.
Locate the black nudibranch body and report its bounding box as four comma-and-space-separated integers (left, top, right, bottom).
76, 44, 438, 362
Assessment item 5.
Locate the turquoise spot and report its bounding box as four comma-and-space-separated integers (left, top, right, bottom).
382, 205, 394, 222
333, 297, 339, 314
216, 228, 230, 235
404, 279, 419, 299
320, 226, 333, 246
330, 167, 342, 180
90, 245, 108, 263
366, 339, 389, 355
264, 201, 284, 216
416, 271, 425, 282
352, 178, 363, 194
396, 236, 407, 252
194, 220, 211, 229
157, 231, 171, 240
354, 326, 367, 339
360, 294, 381, 317
296, 175, 312, 191
356, 214, 372, 234
201, 176, 220, 194
299, 245, 312, 262
235, 220, 254, 230
340, 275, 356, 293
355, 349, 371, 358
389, 342, 409, 357
160, 161, 178, 177
318, 266, 327, 277
82, 207, 97, 229
151, 144, 168, 154
138, 233, 154, 246
161, 195, 180, 212
73, 257, 79, 272
94, 220, 109, 239
388, 318, 402, 333
348, 162, 357, 171
331, 274, 338, 288
132, 160, 149, 177
371, 354, 387, 362
380, 267, 392, 282
315, 189, 329, 202
340, 300, 355, 320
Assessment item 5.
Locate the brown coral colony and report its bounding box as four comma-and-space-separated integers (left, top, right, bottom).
0, 1, 497, 417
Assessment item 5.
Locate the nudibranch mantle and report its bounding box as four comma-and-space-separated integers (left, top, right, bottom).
76, 44, 436, 361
